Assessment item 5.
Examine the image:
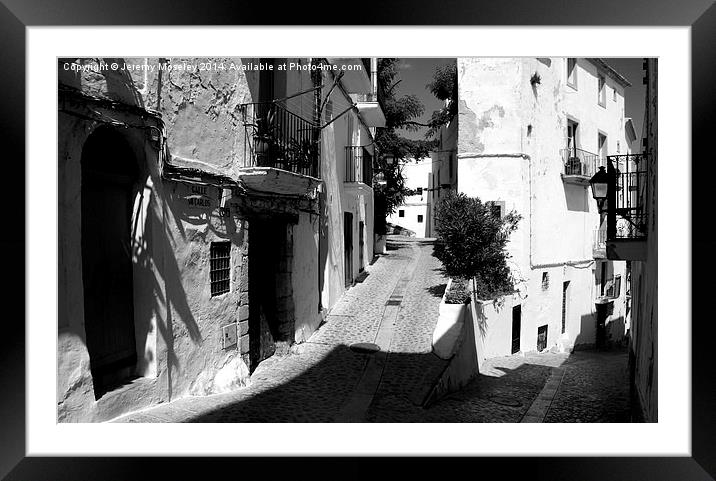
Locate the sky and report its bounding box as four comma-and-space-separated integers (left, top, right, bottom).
390, 57, 646, 145
392, 58, 455, 141
602, 58, 646, 142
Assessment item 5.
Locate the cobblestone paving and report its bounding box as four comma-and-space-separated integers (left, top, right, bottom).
543, 349, 630, 423
113, 237, 631, 423
367, 349, 629, 423
309, 238, 415, 347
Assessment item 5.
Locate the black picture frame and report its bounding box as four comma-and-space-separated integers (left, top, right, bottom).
2, 1, 713, 479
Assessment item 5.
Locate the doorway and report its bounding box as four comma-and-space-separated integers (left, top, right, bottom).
562, 281, 570, 334
81, 127, 139, 398
511, 305, 521, 354
344, 212, 353, 287
248, 219, 294, 371
358, 221, 365, 272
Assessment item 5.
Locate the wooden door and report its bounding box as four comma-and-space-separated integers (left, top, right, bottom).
358, 221, 365, 272
81, 128, 138, 394
511, 305, 521, 354
344, 212, 353, 287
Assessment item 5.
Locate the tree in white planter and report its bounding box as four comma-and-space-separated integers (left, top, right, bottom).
433, 191, 521, 301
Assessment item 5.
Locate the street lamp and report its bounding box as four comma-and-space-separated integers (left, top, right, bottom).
589, 166, 609, 213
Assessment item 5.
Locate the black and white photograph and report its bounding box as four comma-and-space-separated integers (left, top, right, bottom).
56, 56, 657, 425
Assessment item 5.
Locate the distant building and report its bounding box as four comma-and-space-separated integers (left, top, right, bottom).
386, 158, 433, 238
436, 58, 633, 357
57, 57, 383, 422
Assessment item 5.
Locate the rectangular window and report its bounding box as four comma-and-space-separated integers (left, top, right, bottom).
598, 133, 608, 163
448, 154, 453, 181
398, 209, 405, 218
210, 242, 231, 297
537, 325, 548, 352
598, 74, 606, 107
417, 214, 424, 223
488, 201, 504, 219
567, 58, 577, 88
541, 272, 549, 290
612, 87, 617, 102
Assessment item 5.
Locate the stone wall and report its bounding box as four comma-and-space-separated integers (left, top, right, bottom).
629, 58, 658, 422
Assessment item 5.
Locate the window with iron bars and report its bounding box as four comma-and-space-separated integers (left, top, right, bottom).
210, 242, 231, 297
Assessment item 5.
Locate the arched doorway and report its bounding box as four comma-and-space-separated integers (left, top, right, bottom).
81, 127, 139, 398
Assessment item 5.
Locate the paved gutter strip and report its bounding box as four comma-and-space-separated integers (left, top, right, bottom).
520, 366, 566, 423
334, 243, 420, 422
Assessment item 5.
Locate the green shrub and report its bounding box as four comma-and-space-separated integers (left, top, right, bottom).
433, 191, 521, 300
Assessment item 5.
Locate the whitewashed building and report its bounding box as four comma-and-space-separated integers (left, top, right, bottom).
57, 57, 383, 422
439, 57, 634, 358
386, 157, 433, 238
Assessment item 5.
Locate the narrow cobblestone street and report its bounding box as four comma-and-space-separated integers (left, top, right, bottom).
113, 236, 630, 423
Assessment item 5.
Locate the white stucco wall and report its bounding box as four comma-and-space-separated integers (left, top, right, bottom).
292, 211, 321, 343
455, 57, 631, 355
57, 112, 251, 422
319, 66, 376, 312
387, 158, 432, 238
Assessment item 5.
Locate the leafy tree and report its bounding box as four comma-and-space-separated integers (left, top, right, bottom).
433, 191, 521, 300
374, 59, 436, 235
424, 63, 458, 139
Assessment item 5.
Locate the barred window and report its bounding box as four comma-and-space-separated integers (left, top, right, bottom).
210, 242, 231, 297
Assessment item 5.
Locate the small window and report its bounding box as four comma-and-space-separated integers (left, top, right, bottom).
598, 74, 606, 107
488, 201, 503, 219
417, 214, 424, 223
417, 187, 423, 196
398, 209, 405, 218
448, 154, 453, 180
612, 88, 617, 102
210, 242, 231, 297
566, 58, 577, 88
541, 272, 550, 290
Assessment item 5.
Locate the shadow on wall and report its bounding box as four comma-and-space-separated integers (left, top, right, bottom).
563, 183, 590, 212
573, 311, 627, 351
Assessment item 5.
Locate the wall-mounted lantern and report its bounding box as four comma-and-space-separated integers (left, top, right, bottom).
589, 166, 609, 213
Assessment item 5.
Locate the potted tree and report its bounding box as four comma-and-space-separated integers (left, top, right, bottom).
431, 192, 521, 359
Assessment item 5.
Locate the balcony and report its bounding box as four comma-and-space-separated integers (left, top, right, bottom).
593, 228, 607, 258
354, 92, 386, 128
325, 58, 371, 94
345, 146, 373, 186
239, 102, 320, 179
561, 147, 600, 185
606, 153, 649, 261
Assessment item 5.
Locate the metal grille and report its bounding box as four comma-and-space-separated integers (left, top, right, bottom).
210, 242, 231, 297
607, 154, 649, 240
239, 102, 320, 178
561, 147, 600, 177
345, 146, 373, 185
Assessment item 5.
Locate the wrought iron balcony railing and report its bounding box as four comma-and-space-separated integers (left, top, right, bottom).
607, 153, 648, 240
345, 146, 373, 185
561, 147, 601, 177
239, 102, 320, 178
